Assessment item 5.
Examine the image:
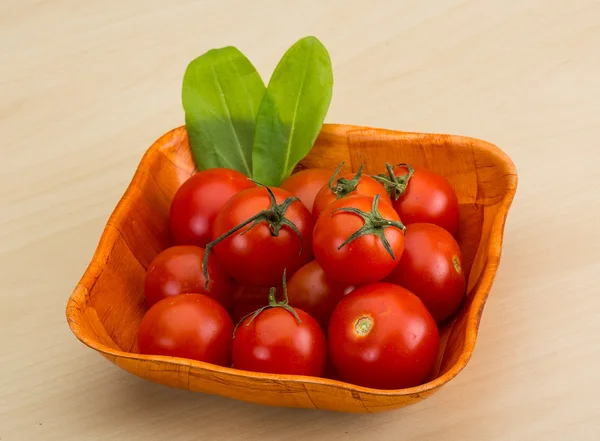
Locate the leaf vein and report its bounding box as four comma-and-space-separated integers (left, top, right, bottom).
210, 59, 252, 176
281, 44, 314, 182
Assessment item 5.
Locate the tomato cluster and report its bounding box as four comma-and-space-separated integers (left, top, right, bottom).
137, 160, 466, 390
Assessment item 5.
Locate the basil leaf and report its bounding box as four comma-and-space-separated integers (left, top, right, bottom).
182, 46, 265, 176
251, 36, 333, 186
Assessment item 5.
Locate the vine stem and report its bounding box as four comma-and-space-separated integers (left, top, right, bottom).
327, 153, 366, 199
371, 162, 415, 201
331, 194, 406, 260
233, 269, 302, 335
202, 185, 303, 289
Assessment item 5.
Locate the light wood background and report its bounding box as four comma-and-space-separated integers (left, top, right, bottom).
2, 0, 600, 440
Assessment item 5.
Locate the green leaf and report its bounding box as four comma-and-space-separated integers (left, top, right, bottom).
251, 36, 333, 186
182, 46, 266, 176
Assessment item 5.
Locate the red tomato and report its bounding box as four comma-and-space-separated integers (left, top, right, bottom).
137, 294, 233, 366
312, 163, 392, 220
169, 168, 255, 247
312, 194, 405, 285
376, 164, 459, 236
328, 282, 439, 389
144, 245, 231, 308
286, 260, 354, 329
228, 282, 272, 324
210, 186, 313, 286
233, 305, 327, 377
386, 223, 466, 323
280, 168, 333, 213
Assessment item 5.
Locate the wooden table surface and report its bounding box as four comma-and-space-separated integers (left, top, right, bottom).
2, 1, 600, 439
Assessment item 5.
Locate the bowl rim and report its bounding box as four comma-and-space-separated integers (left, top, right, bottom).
65, 123, 518, 397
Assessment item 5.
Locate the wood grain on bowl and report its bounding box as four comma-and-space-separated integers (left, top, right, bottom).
65, 124, 517, 413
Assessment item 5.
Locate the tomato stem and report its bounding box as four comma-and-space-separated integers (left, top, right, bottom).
327, 154, 365, 200
371, 163, 414, 201
202, 186, 304, 289
233, 269, 303, 334
331, 194, 406, 260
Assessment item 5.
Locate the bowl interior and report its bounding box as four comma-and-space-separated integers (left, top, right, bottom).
69, 124, 516, 402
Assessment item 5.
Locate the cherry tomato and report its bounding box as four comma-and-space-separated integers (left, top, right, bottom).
312, 168, 392, 221
210, 186, 313, 286
286, 260, 354, 329
169, 168, 255, 247
232, 304, 327, 377
137, 294, 234, 366
228, 282, 272, 324
376, 164, 459, 236
386, 223, 466, 323
280, 168, 333, 213
328, 282, 439, 389
312, 194, 405, 285
144, 245, 231, 308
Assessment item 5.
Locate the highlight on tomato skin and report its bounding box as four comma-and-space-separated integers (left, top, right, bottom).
137, 293, 234, 367
144, 245, 232, 309
312, 194, 405, 286
375, 164, 460, 236
209, 186, 314, 286
169, 168, 256, 248
327, 282, 440, 390
232, 306, 327, 377
286, 260, 354, 330
385, 223, 466, 323
280, 168, 333, 213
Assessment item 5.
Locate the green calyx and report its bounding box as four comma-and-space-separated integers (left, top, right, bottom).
327, 155, 365, 200
372, 162, 414, 201
331, 194, 406, 260
233, 269, 302, 334
202, 186, 303, 289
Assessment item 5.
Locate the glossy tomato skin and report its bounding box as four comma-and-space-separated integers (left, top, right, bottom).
144, 245, 232, 308
312, 195, 405, 286
280, 168, 332, 213
287, 260, 354, 329
391, 166, 459, 236
312, 174, 392, 221
137, 294, 234, 366
386, 223, 466, 323
169, 168, 255, 247
328, 283, 439, 389
232, 307, 327, 376
212, 186, 313, 286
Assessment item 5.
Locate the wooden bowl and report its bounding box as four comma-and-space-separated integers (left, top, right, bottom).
66, 124, 517, 413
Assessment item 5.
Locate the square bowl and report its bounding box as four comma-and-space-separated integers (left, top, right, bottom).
66, 124, 517, 413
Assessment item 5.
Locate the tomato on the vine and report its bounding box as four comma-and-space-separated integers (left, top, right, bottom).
374, 163, 459, 236
280, 168, 333, 213
386, 223, 466, 323
232, 279, 327, 376
328, 282, 439, 389
144, 245, 231, 308
137, 294, 234, 366
312, 194, 405, 286
312, 161, 392, 220
208, 186, 313, 286
169, 168, 255, 247
286, 260, 354, 329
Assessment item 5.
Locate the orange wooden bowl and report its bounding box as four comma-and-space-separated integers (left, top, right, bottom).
66, 124, 517, 413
